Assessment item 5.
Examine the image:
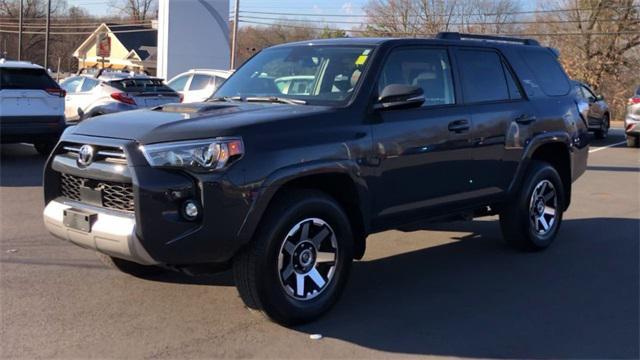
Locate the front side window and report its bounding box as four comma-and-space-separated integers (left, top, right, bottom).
80, 78, 99, 92
378, 48, 455, 107
458, 50, 510, 103
581, 85, 596, 102
215, 45, 374, 106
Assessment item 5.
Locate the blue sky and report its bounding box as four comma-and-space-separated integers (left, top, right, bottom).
68, 0, 368, 17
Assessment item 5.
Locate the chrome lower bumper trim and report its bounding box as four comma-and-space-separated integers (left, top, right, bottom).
43, 198, 158, 265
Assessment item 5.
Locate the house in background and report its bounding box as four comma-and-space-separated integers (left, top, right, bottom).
72, 23, 158, 75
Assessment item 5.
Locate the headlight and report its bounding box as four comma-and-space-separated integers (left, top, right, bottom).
140, 138, 244, 171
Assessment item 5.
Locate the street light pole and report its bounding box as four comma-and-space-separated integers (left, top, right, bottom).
230, 0, 240, 69
18, 0, 23, 60
44, 0, 51, 69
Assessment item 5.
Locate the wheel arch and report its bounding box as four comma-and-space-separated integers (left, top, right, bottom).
238, 162, 370, 260
509, 133, 573, 211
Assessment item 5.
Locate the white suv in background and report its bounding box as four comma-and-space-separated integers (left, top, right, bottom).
0, 59, 66, 155
167, 69, 232, 103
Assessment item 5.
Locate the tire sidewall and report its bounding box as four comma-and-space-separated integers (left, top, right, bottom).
255, 194, 353, 324
519, 163, 564, 249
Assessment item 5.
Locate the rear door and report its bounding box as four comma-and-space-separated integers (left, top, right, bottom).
0, 67, 64, 119
370, 46, 475, 223
60, 76, 84, 120
454, 47, 534, 195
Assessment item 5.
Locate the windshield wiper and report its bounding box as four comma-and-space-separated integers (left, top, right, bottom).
207, 96, 242, 103
244, 96, 307, 105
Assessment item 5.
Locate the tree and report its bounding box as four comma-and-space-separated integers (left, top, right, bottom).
111, 0, 157, 20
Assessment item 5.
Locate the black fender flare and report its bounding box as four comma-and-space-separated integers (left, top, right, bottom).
236, 160, 371, 253
507, 131, 572, 197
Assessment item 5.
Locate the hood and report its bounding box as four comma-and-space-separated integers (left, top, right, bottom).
69, 102, 333, 144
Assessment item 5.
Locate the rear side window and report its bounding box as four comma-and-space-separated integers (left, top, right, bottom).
109, 78, 175, 93
80, 78, 99, 92
458, 50, 510, 103
168, 75, 189, 91
0, 68, 58, 90
189, 74, 214, 91
520, 49, 570, 96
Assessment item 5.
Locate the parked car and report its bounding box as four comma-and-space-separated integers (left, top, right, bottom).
0, 59, 66, 155
167, 69, 232, 103
42, 33, 589, 325
624, 86, 640, 147
60, 70, 181, 122
572, 80, 610, 139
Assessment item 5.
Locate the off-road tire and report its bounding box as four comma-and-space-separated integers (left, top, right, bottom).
233, 189, 353, 325
500, 161, 565, 251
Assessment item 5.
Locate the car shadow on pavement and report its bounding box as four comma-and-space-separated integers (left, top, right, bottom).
0, 144, 46, 187
298, 217, 639, 359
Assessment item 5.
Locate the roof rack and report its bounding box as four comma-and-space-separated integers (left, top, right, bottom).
436, 32, 540, 46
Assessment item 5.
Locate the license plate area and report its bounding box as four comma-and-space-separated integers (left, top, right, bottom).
63, 208, 97, 232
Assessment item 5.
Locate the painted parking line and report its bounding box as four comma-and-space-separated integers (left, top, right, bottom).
589, 140, 628, 153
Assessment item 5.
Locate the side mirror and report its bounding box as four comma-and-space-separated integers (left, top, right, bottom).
374, 84, 425, 110
596, 94, 605, 101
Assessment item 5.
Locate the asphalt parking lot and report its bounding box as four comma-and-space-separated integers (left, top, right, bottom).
1, 128, 638, 359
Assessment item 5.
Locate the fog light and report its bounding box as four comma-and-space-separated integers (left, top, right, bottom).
182, 200, 200, 220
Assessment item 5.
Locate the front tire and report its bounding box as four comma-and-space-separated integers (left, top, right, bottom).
594, 114, 609, 139
627, 135, 639, 148
96, 252, 165, 277
233, 189, 353, 325
500, 161, 565, 251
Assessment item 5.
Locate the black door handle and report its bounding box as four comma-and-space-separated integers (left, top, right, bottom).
448, 119, 470, 133
515, 114, 537, 124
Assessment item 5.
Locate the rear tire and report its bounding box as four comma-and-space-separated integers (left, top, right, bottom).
96, 252, 165, 277
34, 141, 56, 156
233, 189, 353, 325
499, 161, 565, 251
594, 114, 609, 139
627, 135, 640, 148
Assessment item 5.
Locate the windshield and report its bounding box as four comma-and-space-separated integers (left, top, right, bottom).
214, 45, 374, 106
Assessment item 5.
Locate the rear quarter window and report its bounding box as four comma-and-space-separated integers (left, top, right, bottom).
519, 49, 570, 96
109, 78, 176, 93
0, 68, 59, 90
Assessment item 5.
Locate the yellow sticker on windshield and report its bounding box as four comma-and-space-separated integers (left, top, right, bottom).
355, 55, 368, 65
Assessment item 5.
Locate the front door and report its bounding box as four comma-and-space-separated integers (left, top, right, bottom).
370, 46, 475, 224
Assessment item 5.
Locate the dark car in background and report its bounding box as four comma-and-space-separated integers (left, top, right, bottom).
624, 86, 640, 147
42, 33, 588, 325
573, 80, 610, 139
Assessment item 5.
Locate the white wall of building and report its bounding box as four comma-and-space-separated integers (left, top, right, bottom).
157, 0, 230, 80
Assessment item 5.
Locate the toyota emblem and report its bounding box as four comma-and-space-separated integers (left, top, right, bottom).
77, 145, 95, 167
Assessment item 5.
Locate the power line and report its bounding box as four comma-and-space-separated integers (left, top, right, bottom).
238, 19, 640, 36
238, 14, 628, 26
0, 28, 157, 35
0, 22, 153, 28
238, 5, 640, 18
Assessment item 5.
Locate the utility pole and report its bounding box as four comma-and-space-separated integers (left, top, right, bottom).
18, 0, 23, 60
230, 0, 240, 69
44, 0, 51, 69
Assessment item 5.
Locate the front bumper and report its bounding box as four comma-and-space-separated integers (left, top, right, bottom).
43, 198, 158, 265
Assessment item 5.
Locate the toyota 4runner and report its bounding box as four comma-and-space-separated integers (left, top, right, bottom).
43, 33, 589, 325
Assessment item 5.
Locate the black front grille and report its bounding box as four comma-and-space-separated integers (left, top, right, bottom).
60, 173, 135, 212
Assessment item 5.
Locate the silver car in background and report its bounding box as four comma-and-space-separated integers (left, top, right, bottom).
167, 69, 232, 103
60, 70, 181, 122
625, 86, 640, 147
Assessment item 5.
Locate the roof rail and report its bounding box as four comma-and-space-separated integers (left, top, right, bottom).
436, 32, 540, 46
